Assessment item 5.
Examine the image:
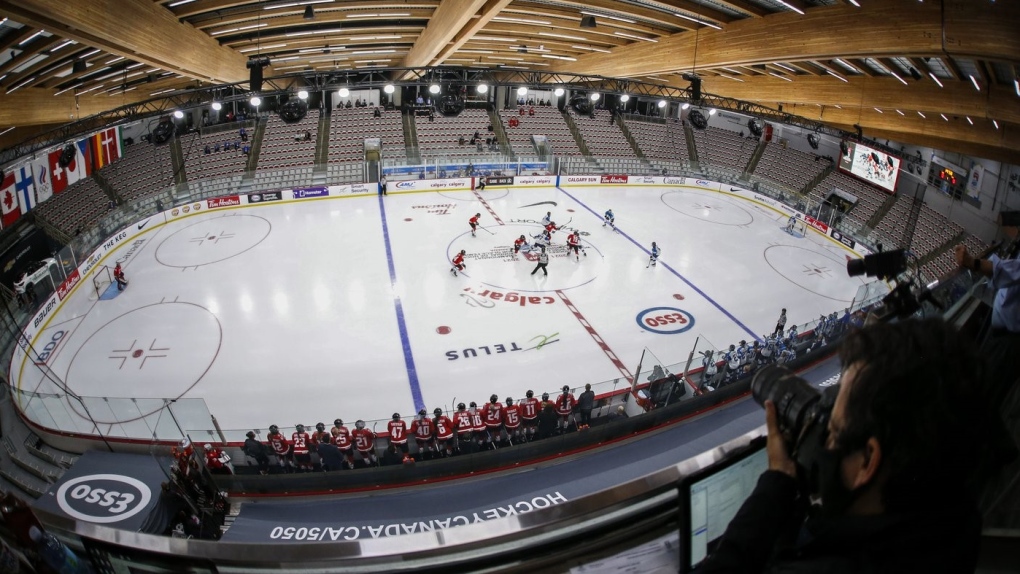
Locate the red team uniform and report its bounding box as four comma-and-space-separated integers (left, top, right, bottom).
433, 411, 455, 457
453, 403, 473, 448
330, 419, 355, 469
291, 425, 313, 471
387, 414, 409, 455
311, 422, 331, 446
567, 232, 583, 260
484, 396, 504, 447
545, 222, 558, 237
469, 403, 487, 449
352, 420, 378, 466
450, 250, 467, 276
513, 235, 528, 260
503, 398, 522, 443
410, 410, 437, 459
469, 213, 481, 237
555, 386, 577, 431
267, 426, 292, 470
521, 392, 540, 440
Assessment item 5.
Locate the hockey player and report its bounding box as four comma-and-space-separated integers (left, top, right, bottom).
785, 215, 797, 233
203, 444, 233, 475
113, 262, 129, 291
555, 385, 576, 434
701, 351, 718, 392
603, 208, 615, 228
503, 397, 522, 445
483, 395, 504, 448
541, 211, 553, 226
566, 231, 585, 261
330, 418, 356, 469
410, 409, 436, 460
387, 413, 410, 457
513, 235, 529, 261
267, 424, 293, 472
352, 420, 378, 467
648, 242, 661, 267
469, 401, 487, 451
450, 249, 467, 276
544, 221, 558, 238
531, 231, 551, 250
453, 402, 473, 453
469, 213, 482, 237
433, 408, 455, 457
291, 424, 313, 472
521, 390, 540, 442
311, 422, 331, 446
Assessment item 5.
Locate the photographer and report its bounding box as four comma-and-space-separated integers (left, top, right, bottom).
698, 319, 1002, 573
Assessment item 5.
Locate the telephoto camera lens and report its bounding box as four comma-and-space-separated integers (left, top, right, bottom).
750, 365, 822, 439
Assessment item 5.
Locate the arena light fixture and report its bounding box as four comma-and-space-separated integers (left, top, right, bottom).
992, 119, 999, 129
589, 92, 600, 101
619, 94, 630, 103
682, 102, 690, 110
708, 108, 716, 115
173, 110, 184, 119
250, 96, 262, 106
553, 87, 564, 97
428, 83, 440, 94
477, 84, 488, 94
517, 86, 528, 96
338, 87, 349, 97
297, 89, 309, 100
383, 84, 395, 94
211, 101, 222, 110
657, 99, 667, 108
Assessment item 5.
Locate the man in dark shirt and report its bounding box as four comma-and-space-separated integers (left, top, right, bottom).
576, 384, 595, 428
698, 319, 1007, 573
315, 435, 346, 472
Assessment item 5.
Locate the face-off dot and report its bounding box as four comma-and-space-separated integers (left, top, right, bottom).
673, 294, 685, 300
132, 349, 144, 358
404, 218, 413, 222
436, 326, 451, 335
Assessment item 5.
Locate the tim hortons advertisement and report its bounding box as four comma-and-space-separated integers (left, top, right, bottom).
600, 175, 628, 184
804, 215, 829, 234
513, 175, 556, 186
561, 175, 600, 185
207, 195, 241, 209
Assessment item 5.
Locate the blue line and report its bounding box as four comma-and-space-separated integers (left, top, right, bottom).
556, 187, 761, 343
377, 195, 425, 411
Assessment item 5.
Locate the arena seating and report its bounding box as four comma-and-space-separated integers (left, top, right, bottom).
753, 143, 829, 193
909, 204, 962, 260
691, 127, 756, 173
255, 111, 320, 172
624, 118, 691, 169
327, 106, 406, 164
498, 106, 581, 157
415, 108, 501, 159
873, 194, 913, 247
179, 128, 249, 183
566, 110, 636, 158
99, 140, 174, 203
31, 176, 113, 237
810, 171, 890, 230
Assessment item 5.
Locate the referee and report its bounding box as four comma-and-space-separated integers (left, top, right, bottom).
531, 247, 549, 276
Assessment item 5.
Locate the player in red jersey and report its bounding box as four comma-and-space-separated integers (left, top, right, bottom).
432, 408, 455, 457
387, 413, 409, 457
567, 231, 585, 261
555, 385, 577, 434
483, 395, 504, 449
266, 424, 293, 472
469, 213, 482, 237
453, 402, 473, 453
544, 221, 558, 239
410, 409, 436, 460
450, 249, 467, 277
352, 420, 378, 466
512, 235, 529, 261
469, 401, 487, 451
203, 443, 233, 475
330, 418, 355, 469
291, 424, 313, 472
311, 422, 331, 446
502, 397, 522, 445
520, 390, 540, 442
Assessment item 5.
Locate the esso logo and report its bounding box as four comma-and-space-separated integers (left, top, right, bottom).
56, 474, 152, 523
636, 307, 696, 335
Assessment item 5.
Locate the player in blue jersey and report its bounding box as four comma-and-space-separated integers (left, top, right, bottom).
648, 241, 660, 267
603, 209, 615, 228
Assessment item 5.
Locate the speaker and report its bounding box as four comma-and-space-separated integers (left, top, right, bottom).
58, 144, 75, 168
580, 15, 596, 28
688, 110, 708, 130
690, 78, 701, 102
250, 66, 264, 93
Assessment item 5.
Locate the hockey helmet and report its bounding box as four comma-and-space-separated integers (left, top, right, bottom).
475, 213, 481, 217
460, 249, 466, 255
418, 408, 427, 417
562, 385, 570, 393
434, 407, 444, 417
355, 420, 366, 429
315, 422, 326, 432
490, 394, 499, 404
457, 402, 466, 411
526, 390, 534, 398
334, 418, 343, 427
729, 344, 736, 351
269, 424, 279, 434
392, 413, 401, 421
295, 423, 305, 433
541, 392, 549, 400
652, 241, 657, 247
469, 401, 478, 408
506, 397, 513, 405
520, 234, 526, 240
204, 443, 212, 450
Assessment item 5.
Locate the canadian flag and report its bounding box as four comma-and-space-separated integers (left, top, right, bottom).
0, 172, 21, 229
48, 138, 92, 194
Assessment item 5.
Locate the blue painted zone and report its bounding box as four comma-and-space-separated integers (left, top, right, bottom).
99, 283, 122, 300
377, 195, 426, 412
556, 186, 761, 342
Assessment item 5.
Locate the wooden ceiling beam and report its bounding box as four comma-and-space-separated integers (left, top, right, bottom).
639, 0, 738, 24
786, 62, 823, 76
0, 0, 252, 84
399, 0, 488, 73
0, 35, 63, 77
433, 0, 515, 65
0, 86, 150, 126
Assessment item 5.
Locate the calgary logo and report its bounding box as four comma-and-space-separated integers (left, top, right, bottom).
56, 474, 152, 524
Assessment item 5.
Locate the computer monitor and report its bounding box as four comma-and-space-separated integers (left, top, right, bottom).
678, 437, 768, 573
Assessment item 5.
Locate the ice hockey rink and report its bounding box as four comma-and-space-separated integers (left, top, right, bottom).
11, 181, 873, 440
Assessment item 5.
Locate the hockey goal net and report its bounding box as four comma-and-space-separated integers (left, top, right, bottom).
92, 265, 113, 298
785, 219, 808, 237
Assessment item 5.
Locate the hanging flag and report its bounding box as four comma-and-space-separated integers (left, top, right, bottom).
47, 139, 93, 194
33, 156, 53, 203
75, 138, 93, 179
47, 148, 69, 195
13, 164, 36, 214
90, 127, 122, 169
966, 162, 983, 200
0, 172, 21, 229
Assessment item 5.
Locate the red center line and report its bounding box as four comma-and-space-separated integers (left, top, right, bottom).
554, 289, 633, 381
472, 189, 504, 225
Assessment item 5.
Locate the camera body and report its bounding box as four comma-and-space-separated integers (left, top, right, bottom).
751, 365, 838, 497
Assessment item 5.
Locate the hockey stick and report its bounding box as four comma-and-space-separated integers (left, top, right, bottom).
479, 226, 496, 235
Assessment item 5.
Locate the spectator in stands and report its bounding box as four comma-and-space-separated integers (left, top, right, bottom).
486, 123, 493, 132
416, 94, 424, 105
243, 431, 270, 475
240, 127, 247, 141
473, 131, 480, 140
233, 141, 239, 150
373, 107, 381, 118
204, 145, 210, 154
242, 144, 250, 156
304, 131, 311, 141
519, 106, 526, 116
213, 143, 220, 152
458, 135, 466, 145
428, 111, 434, 122
344, 100, 352, 109
528, 106, 535, 116
698, 319, 1006, 574
527, 98, 534, 106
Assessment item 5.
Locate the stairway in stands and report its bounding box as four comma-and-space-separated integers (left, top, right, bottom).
238, 117, 268, 194
311, 112, 331, 184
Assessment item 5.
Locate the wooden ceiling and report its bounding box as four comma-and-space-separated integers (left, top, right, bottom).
0, 0, 1017, 163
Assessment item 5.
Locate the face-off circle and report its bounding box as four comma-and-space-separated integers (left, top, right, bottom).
660, 190, 754, 226
763, 244, 867, 302
447, 223, 603, 293
155, 214, 271, 268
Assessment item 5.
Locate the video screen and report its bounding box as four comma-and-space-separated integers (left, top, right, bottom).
839, 140, 901, 194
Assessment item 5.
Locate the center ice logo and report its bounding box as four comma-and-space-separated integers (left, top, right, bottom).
636, 307, 695, 335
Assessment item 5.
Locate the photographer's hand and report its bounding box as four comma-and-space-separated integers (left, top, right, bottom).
765, 400, 797, 478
